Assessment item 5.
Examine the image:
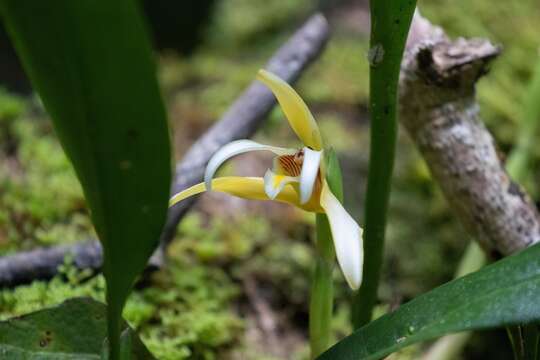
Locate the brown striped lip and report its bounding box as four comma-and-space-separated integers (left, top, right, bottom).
277, 150, 304, 177
276, 149, 322, 193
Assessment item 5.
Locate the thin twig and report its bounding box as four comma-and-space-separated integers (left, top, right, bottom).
400, 11, 540, 256
0, 14, 330, 287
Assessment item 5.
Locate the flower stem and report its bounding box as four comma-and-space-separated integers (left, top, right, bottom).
352, 2, 417, 328
309, 149, 343, 358
310, 214, 335, 359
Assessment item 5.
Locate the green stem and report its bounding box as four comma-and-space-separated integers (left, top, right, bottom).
106, 290, 122, 360
507, 325, 539, 360
454, 241, 487, 278
522, 324, 540, 360
309, 150, 343, 358
352, 1, 417, 328
119, 328, 133, 360
310, 214, 335, 359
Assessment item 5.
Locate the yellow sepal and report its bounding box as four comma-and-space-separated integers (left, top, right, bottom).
170, 176, 324, 213
257, 69, 323, 150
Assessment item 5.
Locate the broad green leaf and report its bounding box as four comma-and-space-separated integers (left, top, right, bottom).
319, 242, 540, 360
0, 298, 155, 359
0, 1, 171, 358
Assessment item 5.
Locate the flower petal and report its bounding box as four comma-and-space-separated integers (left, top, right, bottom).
204, 139, 295, 191
257, 69, 323, 150
170, 176, 302, 208
264, 169, 299, 200
299, 147, 322, 204
320, 181, 363, 290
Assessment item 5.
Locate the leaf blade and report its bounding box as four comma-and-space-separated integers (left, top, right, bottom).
319, 242, 540, 359
0, 0, 171, 357
0, 298, 155, 359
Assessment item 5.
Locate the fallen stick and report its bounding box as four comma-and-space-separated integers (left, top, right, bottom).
0, 14, 330, 287
402, 13, 540, 359
399, 12, 540, 256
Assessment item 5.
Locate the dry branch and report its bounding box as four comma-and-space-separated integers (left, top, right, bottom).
400, 12, 540, 256
0, 14, 330, 287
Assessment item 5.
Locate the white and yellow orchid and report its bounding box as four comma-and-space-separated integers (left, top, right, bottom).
170, 69, 364, 290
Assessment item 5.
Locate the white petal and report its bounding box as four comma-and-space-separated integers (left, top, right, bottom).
299, 147, 322, 204
320, 182, 363, 290
263, 169, 298, 200
204, 140, 295, 191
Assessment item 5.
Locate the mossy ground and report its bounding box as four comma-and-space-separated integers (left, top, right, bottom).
0, 0, 537, 359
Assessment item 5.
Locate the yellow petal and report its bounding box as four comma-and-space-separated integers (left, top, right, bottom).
320, 181, 363, 290
257, 69, 323, 150
170, 176, 301, 208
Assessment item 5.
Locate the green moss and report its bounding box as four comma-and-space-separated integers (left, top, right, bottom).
0, 109, 89, 253
0, 255, 244, 360
139, 263, 243, 359
0, 262, 105, 320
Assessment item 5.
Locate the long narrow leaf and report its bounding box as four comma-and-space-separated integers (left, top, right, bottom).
0, 1, 171, 358
319, 242, 540, 359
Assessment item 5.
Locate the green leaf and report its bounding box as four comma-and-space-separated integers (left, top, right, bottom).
0, 298, 155, 359
0, 1, 171, 358
319, 242, 540, 359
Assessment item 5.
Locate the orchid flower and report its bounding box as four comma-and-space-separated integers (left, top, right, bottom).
170, 70, 363, 290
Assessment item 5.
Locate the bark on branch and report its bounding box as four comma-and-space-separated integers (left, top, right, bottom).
399, 12, 540, 256
0, 14, 330, 287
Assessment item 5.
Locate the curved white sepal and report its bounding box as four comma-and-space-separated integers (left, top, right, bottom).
320, 182, 363, 290
263, 169, 298, 200
204, 140, 295, 191
299, 148, 322, 204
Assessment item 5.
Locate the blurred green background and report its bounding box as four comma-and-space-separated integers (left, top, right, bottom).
0, 0, 538, 358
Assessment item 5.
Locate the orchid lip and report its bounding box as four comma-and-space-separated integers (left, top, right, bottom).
263, 169, 299, 200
